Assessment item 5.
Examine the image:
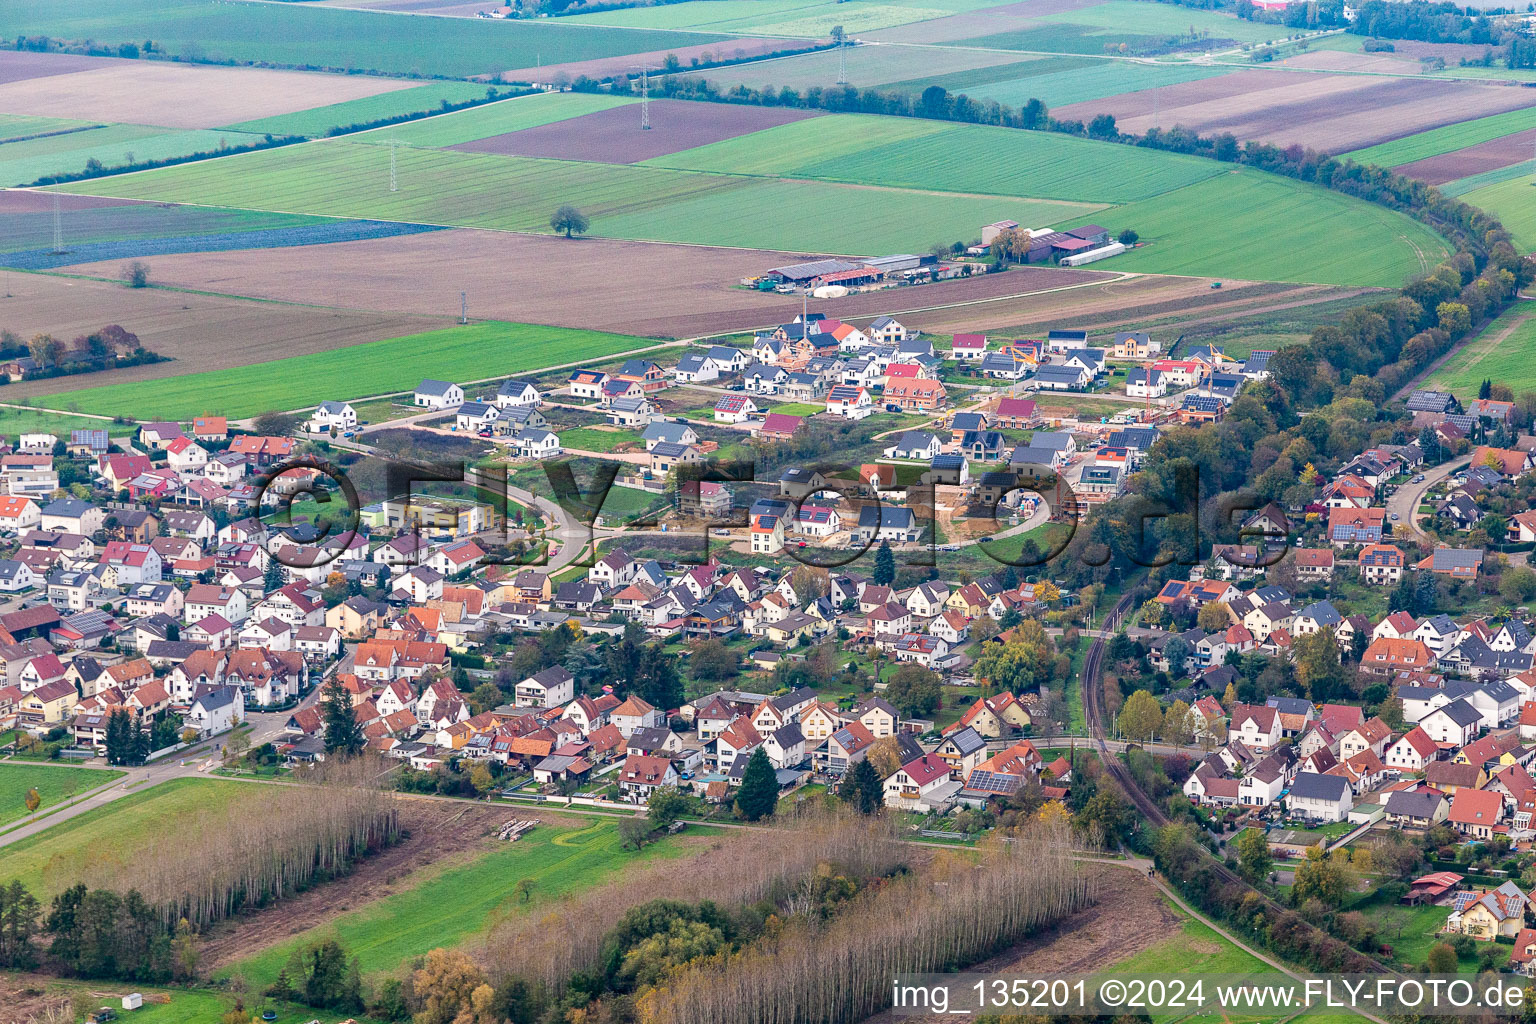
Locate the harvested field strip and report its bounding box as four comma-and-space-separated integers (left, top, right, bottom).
881, 54, 1089, 93
446, 99, 823, 165
1345, 106, 1536, 166
0, 0, 732, 80
562, 0, 1004, 32
33, 321, 656, 420
220, 816, 708, 986
1441, 159, 1536, 196
366, 91, 635, 149
646, 113, 1223, 202
1106, 171, 1450, 288
223, 81, 500, 139
0, 203, 329, 256
673, 41, 1029, 91
0, 763, 123, 829
887, 59, 1232, 109
3, 217, 443, 271
0, 778, 249, 898
1425, 306, 1536, 395
1392, 126, 1536, 186
1461, 174, 1536, 252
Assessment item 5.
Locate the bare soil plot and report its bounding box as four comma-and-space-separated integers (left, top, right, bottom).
1394, 126, 1536, 184
0, 268, 435, 400
448, 99, 823, 163
0, 189, 142, 213
865, 0, 1097, 43
0, 63, 415, 130
0, 50, 133, 85
497, 37, 790, 83
58, 227, 1113, 337
1056, 70, 1536, 151
1391, 40, 1506, 63
1281, 48, 1424, 75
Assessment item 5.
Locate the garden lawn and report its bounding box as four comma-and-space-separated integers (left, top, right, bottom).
34, 322, 659, 420
557, 426, 643, 452
220, 816, 710, 987
1106, 170, 1450, 287
1346, 107, 1536, 168
0, 778, 247, 896
767, 402, 824, 416
0, 0, 729, 79
1424, 306, 1536, 396
223, 82, 509, 139
0, 763, 122, 828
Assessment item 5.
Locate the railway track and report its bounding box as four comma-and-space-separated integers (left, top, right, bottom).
1079, 588, 1400, 980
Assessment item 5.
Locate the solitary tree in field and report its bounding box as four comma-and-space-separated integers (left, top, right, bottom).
550, 204, 589, 238
123, 260, 150, 288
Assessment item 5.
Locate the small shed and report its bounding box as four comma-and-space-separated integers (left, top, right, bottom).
122, 993, 143, 1010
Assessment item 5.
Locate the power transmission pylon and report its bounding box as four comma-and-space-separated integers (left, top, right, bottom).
631, 64, 654, 129
51, 195, 63, 255
836, 37, 848, 85
389, 140, 399, 193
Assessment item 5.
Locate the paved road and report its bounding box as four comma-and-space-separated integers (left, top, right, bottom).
0, 685, 324, 850
1384, 454, 1470, 544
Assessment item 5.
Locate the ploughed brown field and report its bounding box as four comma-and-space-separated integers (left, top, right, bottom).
0, 268, 437, 399
865, 0, 1102, 43
0, 190, 143, 214
495, 38, 792, 83
1279, 48, 1425, 76
0, 50, 134, 86
1055, 69, 1536, 152
0, 61, 415, 129
447, 99, 824, 163
1394, 126, 1536, 184
57, 227, 1116, 337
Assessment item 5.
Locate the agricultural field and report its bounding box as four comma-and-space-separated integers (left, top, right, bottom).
32, 321, 660, 419
0, 407, 128, 442
366, 91, 634, 149
1424, 308, 1536, 396
1053, 68, 1536, 153
1106, 171, 1449, 287
220, 816, 711, 987
561, 0, 1004, 33
1344, 106, 1536, 168
944, 1, 1285, 55
1459, 173, 1536, 251
0, 763, 123, 828
0, 0, 731, 80
224, 81, 506, 139
0, 124, 260, 187
0, 778, 248, 897
887, 58, 1234, 109
0, 267, 434, 401
0, 57, 418, 130
674, 41, 1031, 91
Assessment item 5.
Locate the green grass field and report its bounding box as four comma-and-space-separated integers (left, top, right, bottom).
1106, 170, 1449, 287
557, 425, 642, 452
0, 124, 258, 187
0, 763, 123, 828
562, 0, 1001, 33
223, 82, 505, 139
0, 778, 246, 897
676, 43, 1030, 91
768, 402, 824, 416
0, 407, 129, 440
647, 113, 1223, 203
1424, 306, 1536, 396
34, 322, 658, 420
0, 0, 729, 78
221, 816, 707, 987
892, 60, 1233, 109
1346, 107, 1536, 169
1460, 173, 1536, 251
368, 92, 635, 149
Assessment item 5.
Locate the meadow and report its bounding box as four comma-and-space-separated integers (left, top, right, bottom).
0, 0, 729, 78
561, 0, 1002, 34
0, 763, 123, 828
1460, 173, 1536, 252
1425, 307, 1536, 396
1345, 106, 1536, 167
0, 407, 130, 440
0, 124, 258, 187
221, 816, 709, 987
224, 81, 503, 139
887, 59, 1233, 109
34, 321, 657, 420
0, 778, 246, 897
646, 113, 1224, 203
1106, 171, 1449, 287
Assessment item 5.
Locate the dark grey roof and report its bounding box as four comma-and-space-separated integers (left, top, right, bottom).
1431, 698, 1482, 727
1288, 771, 1349, 802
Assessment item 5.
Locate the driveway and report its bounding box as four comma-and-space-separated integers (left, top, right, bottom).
1385, 454, 1471, 544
